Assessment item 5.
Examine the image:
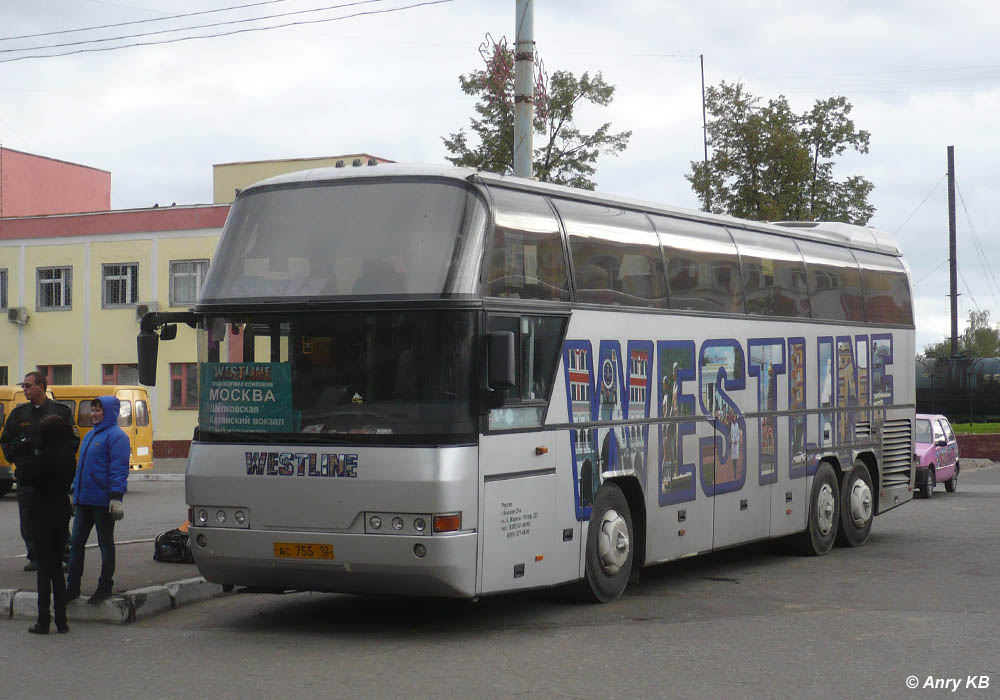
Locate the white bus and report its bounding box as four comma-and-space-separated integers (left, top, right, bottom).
138, 164, 915, 602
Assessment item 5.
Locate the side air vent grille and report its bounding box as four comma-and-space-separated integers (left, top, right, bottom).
881, 418, 912, 487
855, 421, 872, 441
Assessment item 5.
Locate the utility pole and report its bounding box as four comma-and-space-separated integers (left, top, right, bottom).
700, 55, 710, 211
948, 145, 958, 356
513, 0, 534, 179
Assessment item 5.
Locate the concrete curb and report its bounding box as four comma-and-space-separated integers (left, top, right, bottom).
2, 576, 229, 625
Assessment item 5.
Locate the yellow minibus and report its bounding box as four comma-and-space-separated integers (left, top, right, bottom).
48, 385, 154, 472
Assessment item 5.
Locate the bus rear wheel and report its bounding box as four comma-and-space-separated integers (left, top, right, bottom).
836, 462, 873, 547
582, 482, 633, 603
798, 462, 839, 556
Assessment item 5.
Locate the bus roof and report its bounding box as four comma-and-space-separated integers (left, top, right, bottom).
240, 163, 903, 256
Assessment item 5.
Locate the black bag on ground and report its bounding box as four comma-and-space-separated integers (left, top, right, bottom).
153, 528, 195, 563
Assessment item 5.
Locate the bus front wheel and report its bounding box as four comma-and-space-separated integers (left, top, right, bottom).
798, 462, 839, 556
582, 482, 633, 603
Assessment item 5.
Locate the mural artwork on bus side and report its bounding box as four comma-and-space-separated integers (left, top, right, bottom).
563, 334, 895, 521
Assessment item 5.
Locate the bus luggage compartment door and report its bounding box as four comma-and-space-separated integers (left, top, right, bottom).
481, 472, 555, 594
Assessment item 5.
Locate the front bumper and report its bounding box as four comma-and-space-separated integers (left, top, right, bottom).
190, 526, 478, 598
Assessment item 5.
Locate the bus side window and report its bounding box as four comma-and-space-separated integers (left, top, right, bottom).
853, 250, 913, 325
731, 228, 811, 318
555, 199, 667, 307
487, 314, 567, 430
650, 216, 744, 314
798, 240, 866, 322
485, 188, 570, 301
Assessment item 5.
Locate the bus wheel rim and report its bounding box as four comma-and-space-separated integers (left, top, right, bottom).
849, 480, 872, 528
816, 483, 835, 536
598, 508, 629, 575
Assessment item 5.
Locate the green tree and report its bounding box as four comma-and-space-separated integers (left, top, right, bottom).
688, 81, 874, 224
923, 310, 1000, 358
442, 43, 631, 190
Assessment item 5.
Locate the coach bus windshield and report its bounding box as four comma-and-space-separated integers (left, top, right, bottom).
195, 310, 477, 444
200, 179, 488, 302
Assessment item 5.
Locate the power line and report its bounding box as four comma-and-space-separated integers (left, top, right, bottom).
913, 259, 948, 287
957, 267, 981, 312
0, 0, 292, 42
0, 0, 389, 55
0, 0, 453, 64
893, 173, 946, 236
955, 179, 1000, 315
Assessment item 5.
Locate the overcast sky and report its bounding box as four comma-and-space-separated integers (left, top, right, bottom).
1, 0, 997, 350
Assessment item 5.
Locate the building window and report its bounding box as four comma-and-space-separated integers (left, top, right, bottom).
170, 260, 209, 306
37, 267, 72, 309
0, 366, 7, 385
102, 363, 139, 385
0, 269, 7, 309
38, 364, 72, 385
170, 362, 198, 409
103, 263, 139, 306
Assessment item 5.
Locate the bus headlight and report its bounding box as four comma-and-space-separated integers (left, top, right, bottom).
364, 512, 432, 535
191, 506, 249, 529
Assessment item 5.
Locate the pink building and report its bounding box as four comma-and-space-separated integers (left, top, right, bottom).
0, 147, 110, 217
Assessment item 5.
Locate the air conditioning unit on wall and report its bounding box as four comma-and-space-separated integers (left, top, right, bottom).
135, 301, 159, 322
7, 307, 28, 324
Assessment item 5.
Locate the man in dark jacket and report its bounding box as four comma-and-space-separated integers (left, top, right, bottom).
0, 371, 79, 571
19, 414, 77, 634
66, 396, 130, 604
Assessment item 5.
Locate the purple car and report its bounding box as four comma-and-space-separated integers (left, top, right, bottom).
914, 414, 959, 498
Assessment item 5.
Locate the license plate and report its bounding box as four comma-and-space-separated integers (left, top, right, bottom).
272, 542, 334, 560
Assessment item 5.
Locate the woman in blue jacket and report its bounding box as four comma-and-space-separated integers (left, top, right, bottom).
66, 396, 130, 604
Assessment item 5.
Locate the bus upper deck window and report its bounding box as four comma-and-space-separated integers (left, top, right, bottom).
486, 188, 570, 301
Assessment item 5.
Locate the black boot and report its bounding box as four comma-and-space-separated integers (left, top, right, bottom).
28, 622, 49, 634
55, 621, 69, 634
87, 584, 112, 604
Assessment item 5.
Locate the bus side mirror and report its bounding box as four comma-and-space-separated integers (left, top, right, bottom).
137, 328, 159, 386
488, 331, 516, 391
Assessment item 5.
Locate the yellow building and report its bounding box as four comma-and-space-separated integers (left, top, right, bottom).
213, 153, 392, 203
0, 154, 392, 458
0, 205, 227, 456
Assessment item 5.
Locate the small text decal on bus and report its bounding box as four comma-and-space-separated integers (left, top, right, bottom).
245, 451, 358, 478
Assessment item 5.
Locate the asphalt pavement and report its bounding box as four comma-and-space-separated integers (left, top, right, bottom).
2, 456, 998, 625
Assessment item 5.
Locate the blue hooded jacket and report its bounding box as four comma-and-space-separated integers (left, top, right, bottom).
72, 395, 130, 507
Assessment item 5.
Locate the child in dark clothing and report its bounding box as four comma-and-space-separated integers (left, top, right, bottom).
18, 414, 77, 634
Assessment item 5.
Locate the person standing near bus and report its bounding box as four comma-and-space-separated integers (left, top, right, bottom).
19, 414, 77, 634
66, 396, 129, 605
0, 371, 78, 572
